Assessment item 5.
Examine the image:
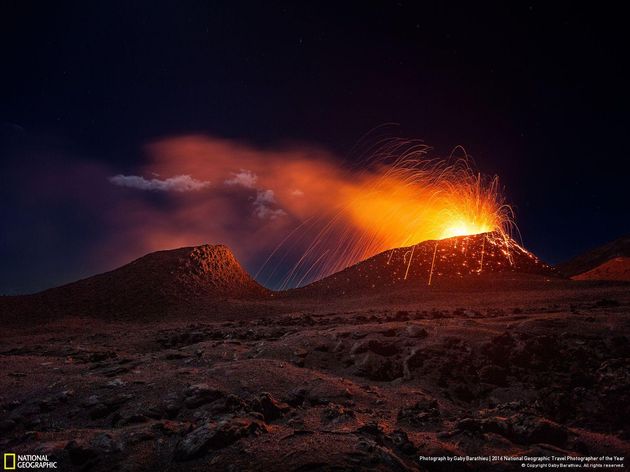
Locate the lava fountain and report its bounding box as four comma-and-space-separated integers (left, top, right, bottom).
258, 140, 517, 289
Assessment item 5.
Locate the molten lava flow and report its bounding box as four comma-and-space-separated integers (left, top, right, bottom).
258, 140, 516, 289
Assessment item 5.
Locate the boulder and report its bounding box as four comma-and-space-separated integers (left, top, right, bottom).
354, 353, 403, 381
174, 418, 266, 460
183, 384, 224, 408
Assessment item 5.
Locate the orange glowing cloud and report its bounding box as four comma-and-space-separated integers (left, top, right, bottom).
105, 135, 513, 288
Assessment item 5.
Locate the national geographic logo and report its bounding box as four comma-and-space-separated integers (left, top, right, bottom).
3, 454, 57, 469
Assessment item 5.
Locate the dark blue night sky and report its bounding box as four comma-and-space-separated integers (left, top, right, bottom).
1, 2, 628, 294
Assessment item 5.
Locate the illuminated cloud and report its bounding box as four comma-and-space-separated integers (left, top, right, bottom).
225, 169, 286, 219
109, 174, 210, 192
224, 169, 258, 188
253, 189, 286, 220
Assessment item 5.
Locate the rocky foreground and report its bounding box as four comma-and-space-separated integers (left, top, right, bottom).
1, 280, 629, 471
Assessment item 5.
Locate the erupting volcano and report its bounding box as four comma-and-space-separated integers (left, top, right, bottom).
259, 142, 518, 289
296, 232, 554, 296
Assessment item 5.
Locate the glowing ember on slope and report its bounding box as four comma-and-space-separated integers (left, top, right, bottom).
258, 140, 517, 288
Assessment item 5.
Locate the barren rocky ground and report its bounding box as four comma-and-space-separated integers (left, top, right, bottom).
1, 276, 629, 471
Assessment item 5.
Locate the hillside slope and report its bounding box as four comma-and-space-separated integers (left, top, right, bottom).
572, 256, 630, 281
557, 235, 630, 277
0, 244, 269, 322
294, 232, 556, 296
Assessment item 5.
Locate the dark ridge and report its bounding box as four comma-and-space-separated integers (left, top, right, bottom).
1, 235, 560, 323
556, 236, 630, 277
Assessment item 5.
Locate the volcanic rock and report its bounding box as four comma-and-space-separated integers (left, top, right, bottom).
510, 415, 568, 447
354, 352, 403, 381
183, 383, 224, 408
481, 332, 516, 368
478, 364, 508, 386
457, 414, 568, 447
405, 325, 428, 338
397, 398, 441, 425
322, 403, 355, 424
350, 339, 400, 357
174, 418, 267, 460
389, 430, 417, 456
250, 392, 289, 422
65, 440, 100, 466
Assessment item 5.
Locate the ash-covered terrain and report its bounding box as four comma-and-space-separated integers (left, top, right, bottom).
1, 235, 629, 471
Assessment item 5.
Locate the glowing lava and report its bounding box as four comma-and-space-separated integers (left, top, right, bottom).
341, 163, 506, 250
442, 221, 490, 239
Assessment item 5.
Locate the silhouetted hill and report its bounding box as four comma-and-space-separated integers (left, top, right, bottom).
557, 236, 630, 277
572, 257, 630, 281
0, 244, 269, 322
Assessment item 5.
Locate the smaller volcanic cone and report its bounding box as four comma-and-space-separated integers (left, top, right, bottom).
1, 244, 268, 323
66, 243, 268, 301
298, 232, 555, 294
571, 257, 630, 281
557, 235, 630, 280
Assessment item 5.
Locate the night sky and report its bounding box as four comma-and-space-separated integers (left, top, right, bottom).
2, 2, 628, 294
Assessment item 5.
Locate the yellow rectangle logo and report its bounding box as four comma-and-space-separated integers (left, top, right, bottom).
4, 453, 16, 470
